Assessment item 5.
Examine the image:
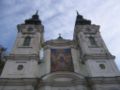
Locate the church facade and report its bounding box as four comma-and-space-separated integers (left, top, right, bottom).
0, 12, 120, 90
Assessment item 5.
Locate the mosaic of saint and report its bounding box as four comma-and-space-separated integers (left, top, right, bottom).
51, 48, 74, 72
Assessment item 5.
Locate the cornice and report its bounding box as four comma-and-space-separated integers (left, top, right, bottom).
82, 54, 115, 60
43, 39, 77, 49
5, 54, 40, 61
0, 78, 37, 86
86, 76, 120, 84
74, 24, 100, 34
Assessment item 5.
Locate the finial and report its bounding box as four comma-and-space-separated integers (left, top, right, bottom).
57, 33, 63, 39
76, 10, 79, 15
59, 33, 61, 37
35, 10, 38, 15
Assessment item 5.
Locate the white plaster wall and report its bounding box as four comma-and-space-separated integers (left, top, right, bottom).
36, 49, 51, 78
76, 85, 88, 90
44, 49, 51, 74
51, 86, 75, 90
1, 60, 39, 78
93, 84, 120, 90
40, 85, 88, 90
0, 85, 34, 90
78, 32, 107, 55
11, 24, 44, 55
78, 32, 88, 54
37, 62, 46, 78
71, 48, 80, 73
76, 25, 110, 56
11, 33, 41, 55
71, 48, 88, 76
86, 59, 120, 77
44, 86, 51, 90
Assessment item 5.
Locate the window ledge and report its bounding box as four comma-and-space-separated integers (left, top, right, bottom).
18, 46, 32, 48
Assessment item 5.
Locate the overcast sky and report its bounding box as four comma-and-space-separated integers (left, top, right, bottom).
0, 0, 120, 69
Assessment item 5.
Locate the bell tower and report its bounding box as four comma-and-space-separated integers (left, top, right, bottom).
12, 11, 44, 55
1, 12, 44, 78
74, 12, 120, 77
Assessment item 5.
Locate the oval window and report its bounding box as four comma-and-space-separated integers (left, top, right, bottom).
17, 65, 24, 70
99, 64, 106, 69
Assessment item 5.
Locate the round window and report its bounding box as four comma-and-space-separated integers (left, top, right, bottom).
17, 65, 24, 70
99, 64, 106, 69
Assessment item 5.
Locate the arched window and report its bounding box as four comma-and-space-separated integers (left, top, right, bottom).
89, 36, 97, 46
23, 36, 31, 46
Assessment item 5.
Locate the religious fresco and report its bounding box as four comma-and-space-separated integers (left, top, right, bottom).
51, 48, 74, 72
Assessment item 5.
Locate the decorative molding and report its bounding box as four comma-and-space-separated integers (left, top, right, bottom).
74, 24, 100, 34
0, 78, 37, 86
43, 39, 77, 49
17, 24, 44, 33
5, 54, 40, 61
86, 76, 120, 84
39, 72, 86, 87
82, 54, 115, 60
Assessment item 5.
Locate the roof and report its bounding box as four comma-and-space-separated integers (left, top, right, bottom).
44, 36, 74, 47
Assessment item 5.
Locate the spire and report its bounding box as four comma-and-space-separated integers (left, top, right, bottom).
25, 11, 41, 25
59, 33, 61, 37
75, 11, 91, 25
35, 10, 38, 15
76, 10, 79, 15
0, 45, 6, 52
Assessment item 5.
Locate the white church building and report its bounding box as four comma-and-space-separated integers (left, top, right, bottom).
0, 12, 120, 90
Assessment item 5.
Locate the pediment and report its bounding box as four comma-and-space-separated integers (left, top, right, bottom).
44, 39, 74, 47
